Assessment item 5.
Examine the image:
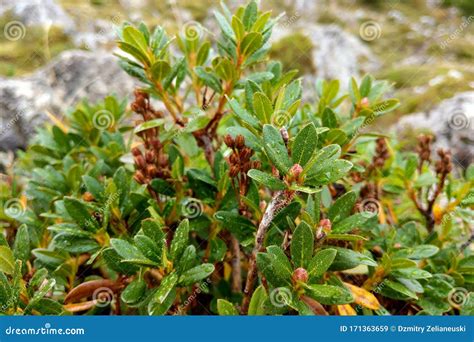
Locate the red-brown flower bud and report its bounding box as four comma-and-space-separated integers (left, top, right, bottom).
292, 267, 309, 284
235, 135, 245, 149
290, 163, 303, 179
224, 134, 234, 148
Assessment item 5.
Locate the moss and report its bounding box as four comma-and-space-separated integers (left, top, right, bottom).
269, 32, 315, 76
0, 15, 73, 76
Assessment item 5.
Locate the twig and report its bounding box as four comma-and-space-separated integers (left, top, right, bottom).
230, 234, 242, 293
241, 190, 294, 314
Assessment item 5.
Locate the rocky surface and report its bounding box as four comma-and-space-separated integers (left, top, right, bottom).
0, 0, 75, 31
0, 50, 136, 151
271, 23, 379, 100
396, 92, 474, 167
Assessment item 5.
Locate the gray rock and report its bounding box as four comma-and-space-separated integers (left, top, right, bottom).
271, 24, 379, 100
0, 0, 75, 31
0, 50, 136, 151
396, 92, 474, 167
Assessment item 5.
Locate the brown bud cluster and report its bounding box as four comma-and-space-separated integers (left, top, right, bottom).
131, 90, 162, 121
417, 134, 433, 165
225, 134, 260, 180
435, 149, 452, 176
131, 90, 170, 186
372, 137, 390, 169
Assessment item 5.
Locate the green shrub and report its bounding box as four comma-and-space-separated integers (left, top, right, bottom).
0, 1, 473, 316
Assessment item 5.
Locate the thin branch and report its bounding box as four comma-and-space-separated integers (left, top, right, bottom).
241, 190, 294, 314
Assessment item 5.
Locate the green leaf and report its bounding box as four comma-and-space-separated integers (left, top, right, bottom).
382, 279, 418, 300
330, 247, 377, 270
134, 234, 162, 264
248, 285, 268, 315
306, 159, 353, 186
322, 107, 338, 128
148, 288, 176, 315
332, 213, 375, 234
231, 16, 245, 41
304, 284, 353, 305
256, 252, 290, 287
267, 246, 293, 277
328, 191, 357, 223
63, 197, 98, 231
170, 219, 189, 262
141, 218, 165, 244
391, 268, 432, 280
151, 60, 171, 81
117, 41, 151, 65
134, 118, 165, 134
176, 245, 197, 274
303, 144, 341, 177
262, 124, 292, 175
227, 97, 260, 129
123, 26, 148, 53
253, 92, 273, 123
217, 299, 239, 315
154, 273, 178, 303
195, 66, 222, 92
82, 175, 104, 200
240, 32, 263, 56
291, 222, 314, 268
214, 211, 255, 242
247, 169, 286, 190
407, 245, 439, 259
179, 263, 215, 286
13, 224, 30, 263
0, 246, 14, 275
121, 279, 146, 305
372, 99, 400, 115
243, 0, 258, 30
110, 238, 147, 261
292, 123, 318, 167
214, 11, 235, 40
308, 248, 337, 279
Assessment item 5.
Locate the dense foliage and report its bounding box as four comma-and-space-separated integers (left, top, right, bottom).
0, 1, 473, 316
